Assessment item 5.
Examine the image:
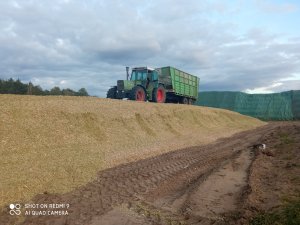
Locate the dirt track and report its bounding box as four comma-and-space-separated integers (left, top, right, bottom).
1, 122, 299, 225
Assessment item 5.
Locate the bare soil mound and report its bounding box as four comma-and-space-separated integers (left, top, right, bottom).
0, 95, 264, 209
230, 122, 300, 225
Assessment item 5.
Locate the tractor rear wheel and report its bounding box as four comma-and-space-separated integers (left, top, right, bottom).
107, 87, 117, 99
130, 86, 146, 101
153, 85, 166, 103
182, 97, 189, 104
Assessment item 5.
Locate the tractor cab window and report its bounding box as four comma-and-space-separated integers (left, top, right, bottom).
130, 70, 147, 81
152, 71, 158, 81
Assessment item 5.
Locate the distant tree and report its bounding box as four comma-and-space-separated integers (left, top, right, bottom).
7, 78, 15, 93
0, 78, 27, 94
27, 82, 33, 95
76, 88, 89, 96
62, 88, 76, 96
31, 85, 44, 95
0, 78, 89, 96
14, 79, 27, 94
3, 78, 14, 93
0, 79, 8, 94
50, 86, 62, 95
43, 90, 50, 95
0, 80, 2, 93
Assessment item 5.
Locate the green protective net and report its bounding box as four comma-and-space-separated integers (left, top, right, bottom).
196, 91, 300, 121
292, 90, 300, 120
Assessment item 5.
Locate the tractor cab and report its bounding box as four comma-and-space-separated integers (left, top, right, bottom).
130, 67, 158, 82
128, 67, 160, 101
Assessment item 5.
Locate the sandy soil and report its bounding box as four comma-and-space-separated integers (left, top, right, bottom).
1, 122, 298, 225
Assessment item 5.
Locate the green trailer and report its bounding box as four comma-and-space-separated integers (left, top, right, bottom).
157, 66, 199, 104
107, 66, 200, 104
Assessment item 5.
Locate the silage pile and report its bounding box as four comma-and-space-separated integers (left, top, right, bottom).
0, 95, 265, 208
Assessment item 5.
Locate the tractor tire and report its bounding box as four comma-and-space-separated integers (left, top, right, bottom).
130, 86, 146, 101
152, 85, 166, 103
107, 87, 117, 99
182, 97, 189, 104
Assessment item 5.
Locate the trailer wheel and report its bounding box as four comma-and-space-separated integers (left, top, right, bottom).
182, 97, 189, 104
188, 99, 194, 105
130, 86, 146, 101
153, 85, 166, 103
107, 87, 117, 99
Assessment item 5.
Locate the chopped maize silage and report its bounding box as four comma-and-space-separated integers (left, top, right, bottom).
0, 95, 265, 208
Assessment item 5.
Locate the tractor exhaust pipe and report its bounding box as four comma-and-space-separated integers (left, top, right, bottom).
126, 67, 130, 80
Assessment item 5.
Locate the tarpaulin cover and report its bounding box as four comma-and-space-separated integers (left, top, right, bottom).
196, 90, 300, 121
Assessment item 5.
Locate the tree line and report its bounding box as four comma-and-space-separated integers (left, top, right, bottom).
0, 78, 89, 96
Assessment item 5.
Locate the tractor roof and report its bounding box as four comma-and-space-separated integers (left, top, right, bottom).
132, 67, 155, 71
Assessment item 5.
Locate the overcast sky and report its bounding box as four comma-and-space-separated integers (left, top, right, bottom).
1, 0, 299, 96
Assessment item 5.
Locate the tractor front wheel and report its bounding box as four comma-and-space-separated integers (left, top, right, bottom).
107, 87, 117, 99
130, 86, 146, 101
153, 85, 166, 103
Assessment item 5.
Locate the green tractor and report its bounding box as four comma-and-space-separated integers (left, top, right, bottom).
107, 66, 199, 104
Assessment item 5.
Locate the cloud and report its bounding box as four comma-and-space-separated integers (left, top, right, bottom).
245, 79, 300, 93
255, 0, 298, 13
0, 0, 299, 96
244, 82, 283, 94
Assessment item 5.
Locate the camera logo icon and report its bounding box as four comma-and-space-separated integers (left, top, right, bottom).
9, 203, 21, 216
